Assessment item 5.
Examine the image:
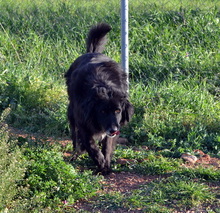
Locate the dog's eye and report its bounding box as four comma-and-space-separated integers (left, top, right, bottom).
115, 109, 121, 114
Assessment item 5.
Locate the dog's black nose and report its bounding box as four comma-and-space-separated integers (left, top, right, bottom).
109, 126, 118, 134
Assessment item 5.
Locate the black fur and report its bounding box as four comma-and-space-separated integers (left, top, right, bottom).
65, 23, 134, 175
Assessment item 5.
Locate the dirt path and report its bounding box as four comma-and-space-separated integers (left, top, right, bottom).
8, 127, 220, 213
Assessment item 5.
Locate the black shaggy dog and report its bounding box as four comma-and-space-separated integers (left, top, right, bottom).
65, 23, 134, 175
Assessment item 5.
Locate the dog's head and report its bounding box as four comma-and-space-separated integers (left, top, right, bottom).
93, 87, 134, 138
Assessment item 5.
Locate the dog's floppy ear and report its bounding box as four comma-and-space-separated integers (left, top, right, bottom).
81, 97, 95, 122
82, 87, 108, 121
120, 99, 134, 126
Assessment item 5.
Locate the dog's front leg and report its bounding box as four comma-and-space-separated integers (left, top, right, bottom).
79, 132, 106, 173
101, 136, 118, 175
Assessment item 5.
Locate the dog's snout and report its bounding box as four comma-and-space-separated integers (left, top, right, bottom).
109, 126, 118, 134
106, 126, 120, 138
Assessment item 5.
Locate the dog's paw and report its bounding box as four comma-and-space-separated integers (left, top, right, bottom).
69, 152, 80, 161
94, 167, 112, 176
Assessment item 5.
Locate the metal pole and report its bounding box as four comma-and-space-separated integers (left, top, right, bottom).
121, 0, 129, 76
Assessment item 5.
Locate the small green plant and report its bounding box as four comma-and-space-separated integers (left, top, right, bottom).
0, 109, 26, 211
21, 147, 102, 209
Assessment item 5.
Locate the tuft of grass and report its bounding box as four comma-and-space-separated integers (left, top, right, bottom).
132, 157, 180, 175
114, 147, 180, 174
177, 166, 220, 181
126, 177, 215, 212
93, 192, 125, 212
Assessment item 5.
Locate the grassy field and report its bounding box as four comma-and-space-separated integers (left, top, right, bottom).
0, 0, 220, 212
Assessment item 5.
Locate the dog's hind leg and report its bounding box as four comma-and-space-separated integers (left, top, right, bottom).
70, 128, 87, 161
68, 105, 78, 154
69, 127, 79, 161
68, 106, 86, 160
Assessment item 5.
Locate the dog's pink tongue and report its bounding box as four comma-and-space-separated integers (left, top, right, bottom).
112, 131, 120, 136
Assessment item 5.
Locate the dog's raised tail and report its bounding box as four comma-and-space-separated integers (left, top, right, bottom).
86, 23, 112, 53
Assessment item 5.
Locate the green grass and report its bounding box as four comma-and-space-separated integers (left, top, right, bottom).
0, 0, 220, 211
125, 177, 215, 212
1, 0, 219, 149
128, 78, 220, 153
